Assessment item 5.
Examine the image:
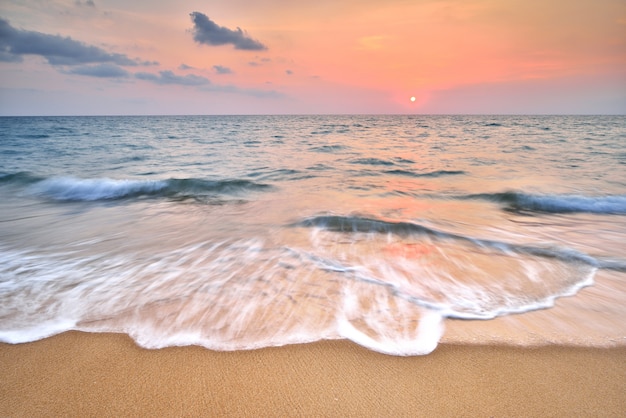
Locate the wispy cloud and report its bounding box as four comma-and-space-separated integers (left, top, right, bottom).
189, 12, 267, 51
201, 83, 284, 99
0, 18, 151, 66
135, 70, 210, 86
67, 63, 130, 78
213, 65, 233, 74
74, 0, 96, 8
132, 68, 282, 100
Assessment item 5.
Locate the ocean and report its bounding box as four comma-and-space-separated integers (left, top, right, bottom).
1, 115, 625, 355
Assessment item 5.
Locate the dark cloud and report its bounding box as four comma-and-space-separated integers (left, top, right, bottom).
285, 69, 293, 75
179, 63, 194, 70
189, 12, 267, 51
213, 65, 233, 74
135, 70, 210, 86
0, 49, 21, 63
67, 63, 130, 78
0, 18, 142, 66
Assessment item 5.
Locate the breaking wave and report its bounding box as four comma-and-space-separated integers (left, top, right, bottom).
466, 191, 626, 214
1, 172, 271, 202
294, 214, 600, 318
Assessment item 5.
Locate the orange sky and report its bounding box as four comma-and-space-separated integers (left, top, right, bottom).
0, 0, 624, 114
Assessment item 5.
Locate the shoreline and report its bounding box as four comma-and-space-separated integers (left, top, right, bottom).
1, 331, 625, 416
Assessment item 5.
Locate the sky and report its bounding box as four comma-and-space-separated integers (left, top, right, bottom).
0, 0, 625, 115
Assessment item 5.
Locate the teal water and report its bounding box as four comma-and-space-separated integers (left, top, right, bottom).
1, 115, 625, 354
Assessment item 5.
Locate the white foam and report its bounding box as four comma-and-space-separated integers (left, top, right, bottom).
0, 227, 611, 355
28, 176, 167, 201
518, 194, 626, 214
0, 319, 77, 344
338, 310, 443, 356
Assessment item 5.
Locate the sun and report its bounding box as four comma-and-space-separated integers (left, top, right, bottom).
410, 96, 416, 102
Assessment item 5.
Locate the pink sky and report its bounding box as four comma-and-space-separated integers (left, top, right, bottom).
0, 0, 624, 115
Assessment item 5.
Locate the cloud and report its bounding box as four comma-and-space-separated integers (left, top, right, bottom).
135, 70, 210, 86
285, 69, 293, 75
67, 63, 130, 78
0, 18, 142, 66
135, 69, 283, 99
201, 84, 284, 99
248, 57, 270, 67
0, 49, 21, 63
179, 63, 194, 70
213, 65, 233, 74
189, 12, 267, 51
75, 0, 96, 7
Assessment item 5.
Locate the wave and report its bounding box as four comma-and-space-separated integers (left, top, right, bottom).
295, 214, 437, 236
350, 158, 396, 166
309, 144, 348, 153
293, 213, 602, 323
247, 168, 315, 182
295, 214, 598, 265
0, 171, 45, 185
467, 191, 626, 215
17, 133, 51, 139
0, 240, 338, 350
1, 172, 271, 202
384, 169, 466, 178
0, 214, 622, 355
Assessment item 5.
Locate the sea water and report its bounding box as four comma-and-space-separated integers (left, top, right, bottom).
0, 115, 625, 355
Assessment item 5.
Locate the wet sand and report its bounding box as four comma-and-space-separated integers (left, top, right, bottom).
1, 331, 625, 417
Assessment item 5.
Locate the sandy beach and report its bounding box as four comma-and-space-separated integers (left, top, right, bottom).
1, 331, 625, 417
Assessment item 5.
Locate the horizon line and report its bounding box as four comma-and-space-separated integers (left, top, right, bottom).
1, 113, 624, 118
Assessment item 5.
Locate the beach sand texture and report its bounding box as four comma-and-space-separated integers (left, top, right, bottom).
1, 331, 625, 417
